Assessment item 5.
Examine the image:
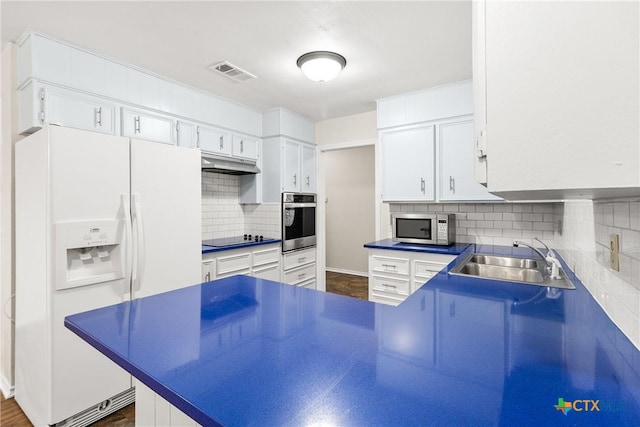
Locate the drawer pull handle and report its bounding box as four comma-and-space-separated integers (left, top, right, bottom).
382, 283, 397, 289
382, 264, 397, 270
298, 273, 306, 279
298, 257, 306, 263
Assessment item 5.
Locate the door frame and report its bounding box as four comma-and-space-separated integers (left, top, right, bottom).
316, 138, 378, 292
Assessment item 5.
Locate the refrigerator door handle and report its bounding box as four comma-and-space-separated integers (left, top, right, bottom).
131, 194, 145, 298
122, 194, 133, 301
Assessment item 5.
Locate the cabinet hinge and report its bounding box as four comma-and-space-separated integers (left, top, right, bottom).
476, 129, 487, 158
39, 89, 46, 123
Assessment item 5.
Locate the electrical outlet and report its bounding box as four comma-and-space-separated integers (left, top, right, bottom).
610, 234, 620, 271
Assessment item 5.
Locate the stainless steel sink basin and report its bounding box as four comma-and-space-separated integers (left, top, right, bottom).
469, 254, 539, 269
457, 263, 544, 283
449, 253, 576, 290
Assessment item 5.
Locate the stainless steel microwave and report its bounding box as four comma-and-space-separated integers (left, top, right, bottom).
392, 213, 456, 245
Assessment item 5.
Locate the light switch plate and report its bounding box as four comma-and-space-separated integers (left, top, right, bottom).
610, 234, 620, 271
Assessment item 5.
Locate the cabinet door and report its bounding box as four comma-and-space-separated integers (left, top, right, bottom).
122, 108, 174, 145
381, 125, 435, 201
439, 120, 501, 201
232, 134, 258, 160
480, 1, 639, 196
198, 125, 231, 156
283, 139, 301, 192
46, 88, 117, 135
176, 120, 197, 149
202, 259, 214, 283
301, 144, 316, 192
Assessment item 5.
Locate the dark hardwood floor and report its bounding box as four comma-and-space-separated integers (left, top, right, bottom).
325, 271, 368, 300
2, 272, 367, 426
0, 395, 134, 427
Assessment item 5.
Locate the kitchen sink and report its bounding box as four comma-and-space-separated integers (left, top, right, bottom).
468, 254, 540, 269
449, 253, 576, 290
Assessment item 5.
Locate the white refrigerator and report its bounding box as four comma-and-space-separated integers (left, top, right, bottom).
15, 125, 202, 426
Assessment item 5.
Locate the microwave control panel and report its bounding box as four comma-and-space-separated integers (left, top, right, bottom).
437, 220, 448, 240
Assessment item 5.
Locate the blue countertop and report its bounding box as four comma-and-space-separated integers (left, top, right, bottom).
66, 246, 640, 426
202, 239, 281, 254
364, 238, 471, 255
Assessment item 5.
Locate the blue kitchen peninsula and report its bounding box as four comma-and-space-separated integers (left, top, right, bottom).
66, 248, 640, 426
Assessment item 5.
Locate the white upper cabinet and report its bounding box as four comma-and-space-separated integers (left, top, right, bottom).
377, 81, 499, 203
301, 145, 316, 193
232, 134, 258, 161
16, 32, 262, 139
19, 82, 117, 135
381, 125, 435, 202
121, 107, 175, 145
439, 119, 501, 201
198, 125, 231, 156
176, 120, 197, 149
283, 139, 302, 193
474, 0, 640, 199
245, 108, 316, 203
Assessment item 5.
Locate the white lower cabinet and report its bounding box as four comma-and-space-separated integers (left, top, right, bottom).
368, 249, 455, 305
252, 246, 281, 281
201, 259, 214, 282
135, 380, 201, 427
281, 247, 316, 289
201, 243, 280, 282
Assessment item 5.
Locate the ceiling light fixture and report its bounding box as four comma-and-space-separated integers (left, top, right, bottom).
296, 51, 346, 82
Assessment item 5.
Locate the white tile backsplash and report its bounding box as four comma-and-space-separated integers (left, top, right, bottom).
242, 203, 281, 238
557, 199, 640, 350
201, 172, 281, 240
389, 202, 560, 247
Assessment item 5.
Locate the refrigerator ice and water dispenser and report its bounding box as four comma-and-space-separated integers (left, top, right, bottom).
55, 219, 125, 290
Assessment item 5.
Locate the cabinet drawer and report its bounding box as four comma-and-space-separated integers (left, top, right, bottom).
370, 290, 406, 306
253, 246, 280, 267
283, 247, 316, 270
371, 274, 410, 296
283, 263, 316, 285
298, 277, 316, 290
414, 260, 448, 278
371, 255, 409, 276
216, 252, 251, 276
252, 262, 280, 282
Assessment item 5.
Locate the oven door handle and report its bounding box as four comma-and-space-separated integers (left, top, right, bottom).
283, 203, 317, 208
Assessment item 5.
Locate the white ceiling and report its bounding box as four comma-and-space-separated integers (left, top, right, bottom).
1, 1, 472, 121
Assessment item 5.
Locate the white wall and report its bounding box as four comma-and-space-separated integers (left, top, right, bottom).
324, 146, 375, 275
316, 111, 378, 277
316, 111, 377, 146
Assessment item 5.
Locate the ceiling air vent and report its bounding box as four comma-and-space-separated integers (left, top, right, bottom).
208, 61, 257, 83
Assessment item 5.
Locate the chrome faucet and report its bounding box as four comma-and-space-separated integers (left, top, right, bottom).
533, 237, 554, 257
513, 240, 548, 262
513, 239, 563, 280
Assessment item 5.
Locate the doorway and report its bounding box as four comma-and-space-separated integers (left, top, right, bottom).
321, 145, 375, 297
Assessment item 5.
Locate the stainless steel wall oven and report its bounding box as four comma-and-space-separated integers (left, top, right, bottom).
282, 192, 316, 252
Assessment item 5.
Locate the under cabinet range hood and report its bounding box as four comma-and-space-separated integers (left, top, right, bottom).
201, 154, 260, 175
